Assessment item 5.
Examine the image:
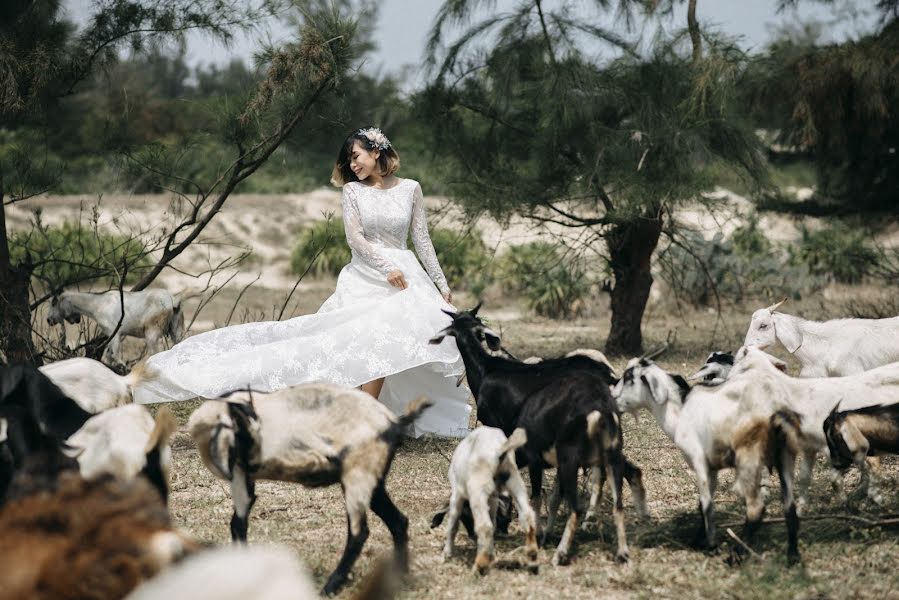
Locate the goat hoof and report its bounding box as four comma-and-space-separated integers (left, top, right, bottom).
473, 553, 493, 575
615, 550, 630, 564
787, 552, 801, 567
551, 551, 569, 567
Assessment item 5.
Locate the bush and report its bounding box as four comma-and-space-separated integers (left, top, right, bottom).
289, 219, 351, 278
658, 223, 822, 307
9, 221, 151, 289
790, 224, 880, 284
499, 242, 593, 318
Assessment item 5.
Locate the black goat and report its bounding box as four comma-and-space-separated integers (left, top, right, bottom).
429, 304, 644, 564
0, 365, 93, 502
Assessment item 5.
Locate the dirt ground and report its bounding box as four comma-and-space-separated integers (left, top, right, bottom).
10, 193, 899, 598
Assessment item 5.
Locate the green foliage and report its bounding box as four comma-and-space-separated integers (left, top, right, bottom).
9, 221, 152, 289
790, 224, 881, 284
499, 242, 593, 318
659, 222, 822, 306
290, 219, 351, 278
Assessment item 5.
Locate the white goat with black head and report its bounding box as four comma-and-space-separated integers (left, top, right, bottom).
744, 298, 899, 377
187, 384, 431, 596
440, 427, 538, 574
613, 356, 804, 563
46, 289, 185, 369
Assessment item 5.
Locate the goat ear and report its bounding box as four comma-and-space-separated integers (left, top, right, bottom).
641, 372, 668, 404
429, 333, 446, 345
441, 308, 456, 318
773, 313, 803, 353
482, 327, 502, 351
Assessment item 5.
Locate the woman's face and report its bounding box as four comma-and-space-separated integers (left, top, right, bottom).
349, 140, 380, 181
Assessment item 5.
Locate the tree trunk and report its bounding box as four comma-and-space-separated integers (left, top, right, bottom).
687, 0, 702, 64
605, 214, 663, 356
0, 205, 40, 365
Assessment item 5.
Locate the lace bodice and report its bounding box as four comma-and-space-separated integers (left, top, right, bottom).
342, 179, 450, 295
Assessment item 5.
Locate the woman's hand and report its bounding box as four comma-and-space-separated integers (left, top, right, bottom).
442, 291, 453, 304
387, 270, 408, 289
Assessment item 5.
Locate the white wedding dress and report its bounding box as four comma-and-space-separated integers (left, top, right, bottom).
134, 178, 472, 438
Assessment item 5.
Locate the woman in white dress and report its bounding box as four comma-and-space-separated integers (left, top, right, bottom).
134, 127, 472, 438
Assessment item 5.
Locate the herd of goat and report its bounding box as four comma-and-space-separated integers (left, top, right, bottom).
3, 291, 899, 598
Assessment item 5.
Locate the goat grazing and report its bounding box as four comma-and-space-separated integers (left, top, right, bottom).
188, 384, 431, 596
823, 402, 899, 502
744, 298, 899, 377
47, 289, 185, 368
0, 394, 194, 600
39, 357, 153, 412
613, 357, 804, 562
430, 305, 646, 565
441, 427, 538, 574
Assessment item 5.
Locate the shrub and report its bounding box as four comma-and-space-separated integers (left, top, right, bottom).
289, 219, 351, 278
790, 224, 880, 284
9, 221, 151, 289
499, 241, 593, 318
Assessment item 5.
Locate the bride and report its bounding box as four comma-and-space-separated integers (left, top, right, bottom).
134, 127, 472, 438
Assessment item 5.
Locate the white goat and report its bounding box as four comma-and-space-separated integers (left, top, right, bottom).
39, 357, 152, 413
744, 299, 899, 377
47, 289, 185, 368
613, 356, 804, 562
66, 404, 176, 500
442, 427, 538, 574
187, 384, 431, 596
728, 346, 899, 510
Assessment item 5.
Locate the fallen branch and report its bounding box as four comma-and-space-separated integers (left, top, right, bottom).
726, 528, 760, 560
720, 513, 899, 528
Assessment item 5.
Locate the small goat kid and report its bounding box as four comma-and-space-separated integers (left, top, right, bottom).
442, 427, 538, 574
47, 289, 185, 368
744, 298, 899, 377
614, 357, 803, 562
188, 384, 431, 596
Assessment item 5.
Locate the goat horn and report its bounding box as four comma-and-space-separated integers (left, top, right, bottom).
470, 301, 483, 317
767, 297, 787, 312
640, 343, 669, 361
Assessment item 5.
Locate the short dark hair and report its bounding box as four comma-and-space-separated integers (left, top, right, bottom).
330, 127, 400, 186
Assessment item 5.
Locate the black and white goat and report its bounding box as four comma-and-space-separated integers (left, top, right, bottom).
440, 427, 538, 574
0, 365, 173, 504
187, 384, 431, 596
687, 351, 735, 386
429, 305, 646, 565
614, 357, 804, 562
824, 402, 899, 501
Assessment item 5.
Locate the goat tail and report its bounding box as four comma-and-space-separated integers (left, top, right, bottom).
144, 407, 178, 455
499, 427, 528, 457
124, 360, 156, 389
768, 409, 803, 470
381, 396, 433, 446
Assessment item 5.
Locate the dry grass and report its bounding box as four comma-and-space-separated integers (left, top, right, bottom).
161, 289, 899, 600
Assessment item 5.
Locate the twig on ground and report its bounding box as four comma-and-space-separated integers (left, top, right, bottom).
726, 528, 761, 559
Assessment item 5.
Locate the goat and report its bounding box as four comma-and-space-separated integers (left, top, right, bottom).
39, 357, 153, 412
744, 298, 899, 377
429, 305, 646, 565
728, 345, 899, 511
47, 289, 185, 368
0, 397, 195, 600
823, 402, 899, 502
187, 384, 431, 596
441, 427, 538, 574
687, 351, 735, 385
0, 365, 173, 503
613, 357, 804, 562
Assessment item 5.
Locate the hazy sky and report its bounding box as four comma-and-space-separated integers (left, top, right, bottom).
65, 0, 881, 86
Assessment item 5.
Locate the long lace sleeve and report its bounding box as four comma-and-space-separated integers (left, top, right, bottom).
342, 185, 397, 275
410, 183, 450, 295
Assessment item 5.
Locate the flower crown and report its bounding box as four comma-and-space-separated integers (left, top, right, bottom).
357, 127, 391, 151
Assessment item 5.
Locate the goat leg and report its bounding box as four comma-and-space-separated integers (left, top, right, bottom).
505, 468, 539, 573
528, 464, 545, 544
624, 457, 650, 521
229, 466, 256, 542
370, 483, 410, 572
323, 494, 371, 596
776, 447, 801, 565
552, 450, 582, 566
